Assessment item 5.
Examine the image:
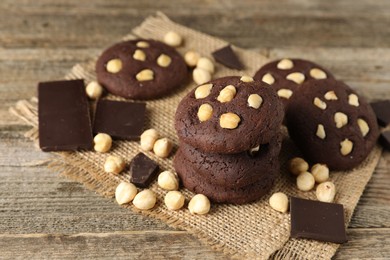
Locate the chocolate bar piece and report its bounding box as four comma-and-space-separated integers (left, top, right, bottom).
370, 100, 390, 127
38, 79, 93, 151
290, 197, 347, 244
212, 45, 244, 70
379, 131, 390, 151
130, 153, 159, 188
93, 100, 146, 140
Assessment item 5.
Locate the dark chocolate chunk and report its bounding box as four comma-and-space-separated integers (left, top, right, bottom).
370, 100, 390, 127
38, 79, 93, 151
212, 45, 244, 70
93, 100, 146, 140
130, 153, 159, 188
290, 197, 347, 244
379, 131, 390, 151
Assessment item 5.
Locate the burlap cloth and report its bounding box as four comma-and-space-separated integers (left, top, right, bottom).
10, 13, 382, 260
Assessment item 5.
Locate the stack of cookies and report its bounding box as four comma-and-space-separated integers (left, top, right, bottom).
174, 76, 284, 204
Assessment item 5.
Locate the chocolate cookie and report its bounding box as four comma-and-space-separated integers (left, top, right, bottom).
175, 76, 284, 154
178, 133, 282, 188
96, 39, 188, 100
285, 79, 379, 170
174, 149, 278, 204
253, 59, 334, 109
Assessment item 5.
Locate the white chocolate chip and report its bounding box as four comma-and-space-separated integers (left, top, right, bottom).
324, 90, 338, 100
357, 118, 370, 137
247, 94, 263, 109
288, 157, 309, 176
193, 68, 212, 85
313, 97, 327, 110
158, 171, 179, 191
93, 133, 112, 153
248, 145, 260, 156
340, 138, 353, 156
277, 89, 293, 99
217, 85, 236, 103
197, 57, 215, 74
163, 31, 182, 47
106, 59, 122, 73
269, 192, 289, 213
164, 191, 185, 210
85, 81, 103, 100
348, 94, 359, 107
262, 73, 275, 85
296, 172, 315, 191
140, 129, 159, 151
277, 59, 294, 70
197, 103, 213, 122
311, 163, 329, 183
286, 72, 305, 84
219, 112, 241, 129
184, 51, 200, 67
316, 181, 336, 203
104, 156, 126, 175
115, 182, 137, 205
310, 68, 327, 79
188, 194, 210, 215
133, 189, 157, 210
316, 124, 326, 139
136, 69, 154, 81
195, 83, 213, 99
133, 49, 146, 61
157, 54, 172, 67
334, 112, 348, 128
136, 41, 150, 48
153, 138, 173, 158
240, 75, 254, 82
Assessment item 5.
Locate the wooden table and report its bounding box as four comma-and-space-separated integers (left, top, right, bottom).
1, 1, 389, 258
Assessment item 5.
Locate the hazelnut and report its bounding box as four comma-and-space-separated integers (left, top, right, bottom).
136, 69, 154, 81
269, 192, 289, 213
153, 138, 173, 158
136, 41, 150, 48
313, 97, 327, 110
247, 94, 263, 109
334, 112, 348, 128
193, 68, 212, 85
219, 112, 241, 129
316, 124, 326, 139
311, 163, 329, 183
133, 49, 146, 61
296, 172, 315, 191
93, 133, 112, 153
240, 75, 254, 83
277, 89, 293, 99
85, 81, 103, 100
104, 156, 126, 175
262, 73, 275, 85
115, 182, 137, 205
197, 103, 213, 122
348, 94, 359, 107
288, 157, 309, 175
324, 90, 338, 100
340, 139, 353, 156
164, 191, 185, 210
286, 72, 305, 84
194, 83, 213, 99
140, 129, 159, 151
184, 51, 200, 67
197, 57, 215, 74
158, 170, 179, 191
277, 59, 294, 70
188, 194, 210, 215
310, 68, 327, 79
163, 31, 182, 47
157, 54, 172, 67
316, 181, 336, 203
133, 189, 157, 210
106, 59, 122, 73
217, 85, 236, 103
357, 118, 369, 137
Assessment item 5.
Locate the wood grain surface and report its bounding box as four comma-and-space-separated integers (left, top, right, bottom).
1, 1, 389, 259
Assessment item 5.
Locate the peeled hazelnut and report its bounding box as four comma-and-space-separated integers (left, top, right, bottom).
316, 124, 326, 139
277, 89, 293, 99
188, 194, 210, 215
324, 90, 338, 100
153, 138, 173, 158
157, 54, 172, 67
219, 112, 241, 129
163, 31, 182, 47
104, 156, 126, 174
195, 83, 213, 99
184, 51, 200, 67
262, 73, 275, 85
269, 192, 289, 213
334, 112, 348, 128
288, 157, 309, 175
140, 129, 159, 151
348, 94, 359, 107
340, 139, 353, 156
313, 97, 327, 110
133, 189, 157, 210
247, 94, 263, 109
158, 171, 179, 191
93, 133, 112, 153
136, 69, 154, 81
217, 85, 236, 103
311, 163, 329, 183
277, 59, 294, 70
197, 57, 215, 74
165, 191, 185, 210
296, 172, 315, 191
197, 103, 213, 122
357, 118, 369, 137
85, 81, 103, 100
133, 49, 146, 61
240, 75, 254, 83
316, 181, 336, 203
310, 68, 327, 79
106, 59, 122, 73
286, 72, 305, 84
193, 68, 212, 85
136, 41, 150, 48
115, 182, 138, 205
